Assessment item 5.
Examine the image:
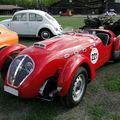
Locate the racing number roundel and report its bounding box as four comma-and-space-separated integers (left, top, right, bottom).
90, 48, 99, 64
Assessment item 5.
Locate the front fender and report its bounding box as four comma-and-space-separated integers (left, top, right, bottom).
57, 55, 95, 96
0, 44, 26, 70
37, 24, 60, 36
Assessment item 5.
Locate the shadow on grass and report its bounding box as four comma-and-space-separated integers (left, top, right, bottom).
0, 84, 70, 120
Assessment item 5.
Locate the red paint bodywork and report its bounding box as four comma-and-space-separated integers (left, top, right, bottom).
4, 29, 120, 98
0, 44, 26, 70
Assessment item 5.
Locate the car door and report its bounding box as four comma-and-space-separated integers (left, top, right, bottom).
28, 13, 43, 35
92, 32, 112, 69
9, 13, 29, 35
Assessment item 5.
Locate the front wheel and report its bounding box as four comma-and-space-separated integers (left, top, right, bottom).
61, 67, 88, 108
39, 29, 53, 40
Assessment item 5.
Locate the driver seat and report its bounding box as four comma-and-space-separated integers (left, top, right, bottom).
96, 32, 110, 45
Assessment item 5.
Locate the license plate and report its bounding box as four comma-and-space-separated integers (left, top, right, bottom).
4, 85, 18, 96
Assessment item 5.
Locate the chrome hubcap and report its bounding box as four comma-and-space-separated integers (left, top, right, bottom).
72, 74, 85, 102
41, 31, 50, 39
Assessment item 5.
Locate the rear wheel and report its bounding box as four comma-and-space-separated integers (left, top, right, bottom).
1, 52, 18, 80
39, 28, 53, 40
60, 67, 88, 108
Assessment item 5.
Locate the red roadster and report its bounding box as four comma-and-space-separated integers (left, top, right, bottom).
3, 29, 120, 107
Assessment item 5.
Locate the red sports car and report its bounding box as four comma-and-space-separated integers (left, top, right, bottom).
3, 29, 120, 107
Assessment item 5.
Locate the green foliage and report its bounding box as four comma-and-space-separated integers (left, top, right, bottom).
0, 0, 60, 8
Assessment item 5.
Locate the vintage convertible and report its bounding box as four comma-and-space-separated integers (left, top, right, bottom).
3, 29, 120, 107
0, 24, 26, 79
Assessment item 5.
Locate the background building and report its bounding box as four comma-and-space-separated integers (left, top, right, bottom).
0, 0, 120, 15
0, 5, 23, 15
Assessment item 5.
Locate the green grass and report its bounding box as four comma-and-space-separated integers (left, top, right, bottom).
55, 16, 84, 28
90, 104, 120, 120
111, 114, 120, 120
90, 105, 106, 120
105, 76, 120, 92
0, 16, 11, 21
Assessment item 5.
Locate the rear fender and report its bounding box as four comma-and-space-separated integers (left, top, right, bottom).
57, 55, 95, 96
113, 35, 120, 50
0, 44, 26, 70
112, 35, 120, 60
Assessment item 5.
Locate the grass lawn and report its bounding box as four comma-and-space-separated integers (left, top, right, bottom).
0, 15, 84, 29
55, 16, 84, 28
0, 15, 120, 120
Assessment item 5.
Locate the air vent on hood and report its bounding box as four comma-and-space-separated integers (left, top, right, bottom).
34, 42, 46, 49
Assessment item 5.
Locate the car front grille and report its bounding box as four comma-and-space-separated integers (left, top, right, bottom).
8, 55, 35, 87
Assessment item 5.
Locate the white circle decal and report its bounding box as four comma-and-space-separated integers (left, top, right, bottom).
90, 48, 99, 64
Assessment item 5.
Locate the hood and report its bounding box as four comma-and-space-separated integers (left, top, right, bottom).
20, 34, 96, 58
37, 34, 95, 51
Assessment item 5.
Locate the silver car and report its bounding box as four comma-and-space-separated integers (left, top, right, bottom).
0, 10, 63, 40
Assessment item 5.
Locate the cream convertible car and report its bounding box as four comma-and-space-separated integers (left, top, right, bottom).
0, 10, 63, 40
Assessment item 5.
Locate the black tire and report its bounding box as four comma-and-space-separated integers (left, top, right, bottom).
1, 52, 18, 80
61, 67, 88, 108
39, 28, 53, 40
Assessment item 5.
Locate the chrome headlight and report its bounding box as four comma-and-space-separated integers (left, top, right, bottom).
8, 55, 35, 87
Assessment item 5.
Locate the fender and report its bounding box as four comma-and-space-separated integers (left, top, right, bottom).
57, 54, 95, 96
112, 35, 120, 60
0, 44, 26, 70
36, 24, 60, 36
113, 35, 120, 50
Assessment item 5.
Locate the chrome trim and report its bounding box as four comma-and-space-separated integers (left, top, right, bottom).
64, 54, 70, 58
7, 54, 35, 88
74, 51, 79, 55
34, 42, 46, 49
39, 80, 48, 95
82, 48, 87, 52
11, 56, 26, 85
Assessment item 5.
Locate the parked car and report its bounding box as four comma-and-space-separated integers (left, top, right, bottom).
104, 11, 117, 16
104, 9, 117, 16
0, 24, 18, 47
0, 24, 26, 79
3, 29, 120, 107
0, 10, 63, 40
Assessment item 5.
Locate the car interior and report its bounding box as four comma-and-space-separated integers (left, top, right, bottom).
81, 29, 111, 45
96, 31, 111, 45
